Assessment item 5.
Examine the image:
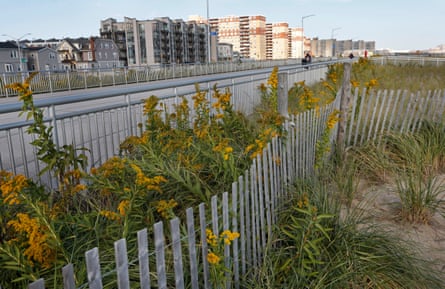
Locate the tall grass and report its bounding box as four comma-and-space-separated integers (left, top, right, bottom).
242, 177, 445, 289
351, 120, 445, 223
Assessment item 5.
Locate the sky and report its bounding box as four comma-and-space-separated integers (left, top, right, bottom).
1, 0, 444, 51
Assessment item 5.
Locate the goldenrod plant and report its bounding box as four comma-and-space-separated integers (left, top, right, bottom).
205, 228, 240, 288
6, 73, 88, 196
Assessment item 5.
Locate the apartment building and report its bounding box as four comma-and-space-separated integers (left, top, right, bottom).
289, 27, 304, 58
100, 17, 209, 66
100, 18, 128, 65
311, 38, 336, 57
271, 22, 289, 59
215, 15, 266, 60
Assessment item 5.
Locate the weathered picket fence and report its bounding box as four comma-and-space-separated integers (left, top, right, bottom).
21, 102, 337, 289
345, 87, 445, 147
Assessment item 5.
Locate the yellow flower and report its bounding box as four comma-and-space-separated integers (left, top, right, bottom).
156, 199, 178, 219
350, 80, 360, 88
131, 164, 167, 192
8, 213, 56, 268
99, 210, 121, 221
327, 109, 341, 129
267, 67, 279, 90
117, 200, 130, 216
206, 229, 218, 247
207, 252, 221, 264
220, 230, 240, 245
0, 171, 28, 205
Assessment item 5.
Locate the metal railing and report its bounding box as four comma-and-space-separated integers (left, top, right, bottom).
0, 61, 334, 187
0, 59, 330, 98
370, 55, 445, 66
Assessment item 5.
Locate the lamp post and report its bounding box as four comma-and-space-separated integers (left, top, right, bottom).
331, 27, 341, 57
206, 0, 211, 63
301, 14, 315, 58
2, 33, 31, 73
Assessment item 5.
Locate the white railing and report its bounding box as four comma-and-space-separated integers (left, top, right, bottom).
0, 64, 330, 188
0, 59, 315, 98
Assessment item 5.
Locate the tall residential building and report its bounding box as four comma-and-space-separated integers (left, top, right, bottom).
100, 17, 209, 66
311, 38, 335, 57
215, 15, 266, 60
100, 18, 128, 65
271, 22, 289, 59
265, 23, 273, 59
289, 27, 304, 58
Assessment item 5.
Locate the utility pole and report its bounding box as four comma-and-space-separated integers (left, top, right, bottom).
301, 14, 315, 58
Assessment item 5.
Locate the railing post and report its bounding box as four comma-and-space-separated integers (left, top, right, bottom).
336, 62, 352, 151
83, 70, 88, 89
277, 72, 289, 119
48, 71, 53, 93
125, 94, 133, 137
66, 70, 71, 91
98, 69, 102, 87
4, 73, 9, 97
49, 104, 60, 150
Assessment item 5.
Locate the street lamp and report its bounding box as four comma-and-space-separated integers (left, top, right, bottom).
331, 27, 341, 39
2, 33, 31, 73
206, 0, 211, 63
301, 14, 315, 58
331, 27, 341, 57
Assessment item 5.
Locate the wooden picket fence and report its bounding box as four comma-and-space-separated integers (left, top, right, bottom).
20, 101, 337, 289
345, 87, 445, 147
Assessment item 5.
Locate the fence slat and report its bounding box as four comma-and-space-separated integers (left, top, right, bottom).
186, 208, 199, 289
222, 191, 231, 289
378, 90, 394, 146
263, 146, 272, 239
230, 182, 240, 289
28, 279, 44, 289
171, 218, 185, 289
114, 239, 130, 289
238, 174, 247, 275
199, 203, 210, 289
137, 228, 151, 289
62, 264, 76, 289
256, 154, 267, 252
85, 247, 103, 289
367, 90, 381, 142
154, 222, 167, 289
352, 88, 367, 146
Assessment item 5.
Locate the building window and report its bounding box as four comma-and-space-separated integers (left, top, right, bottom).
45, 64, 50, 70
10, 50, 18, 58
5, 64, 13, 72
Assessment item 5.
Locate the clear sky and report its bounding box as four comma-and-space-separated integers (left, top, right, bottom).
1, 0, 444, 51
